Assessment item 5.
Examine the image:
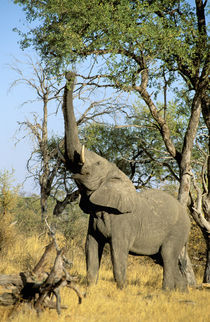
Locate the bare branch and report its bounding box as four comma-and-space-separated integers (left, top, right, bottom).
190, 171, 210, 233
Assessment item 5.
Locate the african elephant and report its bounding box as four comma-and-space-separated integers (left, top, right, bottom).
61, 72, 190, 291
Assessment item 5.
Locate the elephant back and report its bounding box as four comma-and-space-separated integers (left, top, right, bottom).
136, 189, 185, 226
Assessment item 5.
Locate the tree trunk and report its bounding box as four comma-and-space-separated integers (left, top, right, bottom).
177, 96, 202, 286
202, 162, 210, 283
203, 229, 210, 283
201, 97, 210, 282
40, 187, 48, 222
53, 190, 79, 216
202, 186, 210, 283
178, 96, 202, 205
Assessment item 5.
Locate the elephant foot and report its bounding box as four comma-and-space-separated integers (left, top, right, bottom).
86, 273, 98, 287
115, 278, 127, 289
175, 280, 188, 293
116, 282, 124, 289
86, 280, 94, 287
162, 283, 175, 291
162, 279, 188, 292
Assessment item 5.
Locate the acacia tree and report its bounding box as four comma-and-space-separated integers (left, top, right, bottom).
14, 0, 209, 282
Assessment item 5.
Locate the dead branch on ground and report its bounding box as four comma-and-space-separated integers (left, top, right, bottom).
0, 226, 83, 315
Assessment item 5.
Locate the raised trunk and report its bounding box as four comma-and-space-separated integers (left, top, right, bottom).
62, 72, 81, 172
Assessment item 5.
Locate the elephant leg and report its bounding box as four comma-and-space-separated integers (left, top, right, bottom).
173, 256, 188, 291
174, 268, 188, 291
110, 239, 128, 289
85, 232, 105, 286
161, 241, 187, 291
161, 243, 176, 290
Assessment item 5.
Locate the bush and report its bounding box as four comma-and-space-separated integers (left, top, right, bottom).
50, 203, 89, 251
0, 214, 18, 257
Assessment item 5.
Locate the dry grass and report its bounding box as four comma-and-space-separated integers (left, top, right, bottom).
0, 230, 209, 322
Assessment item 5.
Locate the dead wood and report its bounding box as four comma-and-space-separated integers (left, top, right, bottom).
0, 274, 23, 289
0, 241, 82, 315
32, 241, 55, 276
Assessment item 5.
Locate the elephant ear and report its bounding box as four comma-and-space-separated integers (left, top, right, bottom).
90, 177, 136, 214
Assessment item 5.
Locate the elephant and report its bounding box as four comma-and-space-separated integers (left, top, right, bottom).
61, 72, 190, 291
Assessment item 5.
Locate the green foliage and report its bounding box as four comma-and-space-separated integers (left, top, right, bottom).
51, 203, 88, 248
13, 0, 208, 193
13, 0, 208, 82
79, 92, 207, 189
81, 104, 179, 187
82, 123, 137, 175
13, 194, 88, 248
14, 195, 43, 235
0, 214, 18, 256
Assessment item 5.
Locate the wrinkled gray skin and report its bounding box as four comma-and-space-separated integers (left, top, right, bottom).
62, 73, 190, 291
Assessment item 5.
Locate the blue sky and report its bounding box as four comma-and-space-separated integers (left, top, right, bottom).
0, 1, 64, 194
1, 1, 35, 193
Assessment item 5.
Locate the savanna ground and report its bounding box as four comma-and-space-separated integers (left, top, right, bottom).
0, 201, 209, 322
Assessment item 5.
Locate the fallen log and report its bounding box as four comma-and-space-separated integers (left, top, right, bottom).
0, 274, 23, 289
0, 241, 82, 315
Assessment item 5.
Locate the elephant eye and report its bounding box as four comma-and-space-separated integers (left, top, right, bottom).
96, 161, 101, 166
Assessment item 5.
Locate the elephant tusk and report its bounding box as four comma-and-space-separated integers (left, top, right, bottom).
81, 145, 85, 164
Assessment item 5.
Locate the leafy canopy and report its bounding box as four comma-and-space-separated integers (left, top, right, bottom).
14, 0, 207, 87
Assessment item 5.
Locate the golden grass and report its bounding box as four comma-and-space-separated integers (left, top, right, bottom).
0, 232, 209, 322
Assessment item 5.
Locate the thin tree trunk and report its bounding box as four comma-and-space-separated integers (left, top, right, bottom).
178, 97, 202, 205
203, 230, 210, 283
195, 0, 210, 282
202, 98, 210, 282
40, 94, 50, 223
40, 188, 48, 222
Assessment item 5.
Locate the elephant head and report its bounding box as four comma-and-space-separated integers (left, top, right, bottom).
62, 73, 136, 214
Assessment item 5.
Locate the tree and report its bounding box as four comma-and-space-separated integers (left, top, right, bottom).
14, 0, 209, 282
11, 57, 64, 221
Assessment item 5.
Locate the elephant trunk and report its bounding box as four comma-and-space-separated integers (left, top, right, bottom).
62, 72, 82, 172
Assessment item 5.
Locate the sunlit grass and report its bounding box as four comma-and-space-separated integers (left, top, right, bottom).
0, 230, 209, 322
